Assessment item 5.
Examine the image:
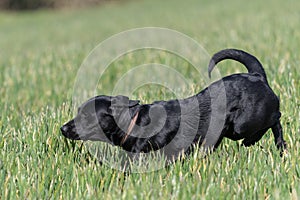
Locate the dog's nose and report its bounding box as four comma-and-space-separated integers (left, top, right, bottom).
60, 125, 69, 134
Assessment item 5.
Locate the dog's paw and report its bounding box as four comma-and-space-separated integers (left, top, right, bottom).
276, 140, 287, 150
276, 140, 287, 157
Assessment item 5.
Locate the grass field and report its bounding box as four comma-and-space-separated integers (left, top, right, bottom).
1, 0, 300, 199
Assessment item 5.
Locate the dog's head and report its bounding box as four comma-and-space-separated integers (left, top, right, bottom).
60, 95, 140, 143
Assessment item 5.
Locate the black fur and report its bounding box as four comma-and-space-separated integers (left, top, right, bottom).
61, 49, 287, 159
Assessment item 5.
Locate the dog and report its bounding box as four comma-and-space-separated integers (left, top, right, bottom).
61, 49, 287, 160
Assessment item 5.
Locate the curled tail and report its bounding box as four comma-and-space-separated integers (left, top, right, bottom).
208, 49, 267, 81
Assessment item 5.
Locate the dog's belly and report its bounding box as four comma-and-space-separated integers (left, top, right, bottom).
224, 132, 245, 141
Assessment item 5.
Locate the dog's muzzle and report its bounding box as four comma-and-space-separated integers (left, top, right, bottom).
60, 120, 80, 140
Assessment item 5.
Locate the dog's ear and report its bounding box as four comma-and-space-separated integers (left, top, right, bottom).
129, 100, 140, 107
111, 95, 140, 108
110, 95, 140, 130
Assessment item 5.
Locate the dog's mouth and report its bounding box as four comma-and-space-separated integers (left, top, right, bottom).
74, 132, 98, 141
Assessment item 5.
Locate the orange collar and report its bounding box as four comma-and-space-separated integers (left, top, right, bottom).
120, 111, 139, 145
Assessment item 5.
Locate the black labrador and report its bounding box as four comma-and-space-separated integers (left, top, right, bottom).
61, 49, 287, 159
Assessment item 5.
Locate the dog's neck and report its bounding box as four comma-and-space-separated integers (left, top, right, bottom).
104, 105, 141, 147
120, 111, 139, 145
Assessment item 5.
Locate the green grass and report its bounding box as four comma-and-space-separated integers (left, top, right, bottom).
0, 0, 300, 199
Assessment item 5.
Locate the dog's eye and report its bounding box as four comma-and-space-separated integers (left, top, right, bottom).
81, 112, 96, 121
77, 111, 87, 120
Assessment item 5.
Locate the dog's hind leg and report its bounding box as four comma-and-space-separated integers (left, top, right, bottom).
271, 121, 287, 151
242, 128, 269, 147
